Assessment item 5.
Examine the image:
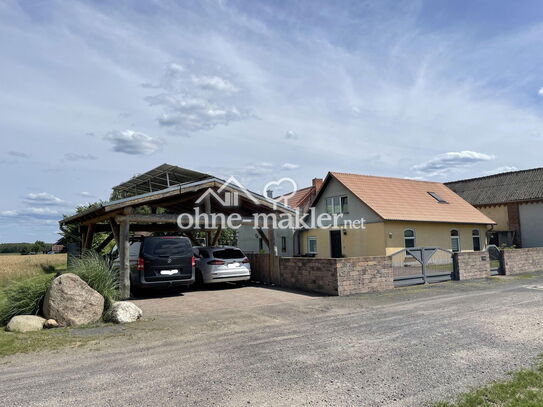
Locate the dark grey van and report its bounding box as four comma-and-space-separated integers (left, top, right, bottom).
112, 236, 195, 293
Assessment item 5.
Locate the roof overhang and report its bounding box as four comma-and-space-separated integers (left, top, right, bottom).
61, 177, 295, 226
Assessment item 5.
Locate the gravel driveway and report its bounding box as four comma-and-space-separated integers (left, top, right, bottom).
2, 276, 543, 406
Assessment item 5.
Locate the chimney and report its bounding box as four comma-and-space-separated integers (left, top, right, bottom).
266, 189, 274, 198
312, 178, 323, 192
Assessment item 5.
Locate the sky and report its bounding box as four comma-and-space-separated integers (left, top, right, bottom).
1, 0, 543, 242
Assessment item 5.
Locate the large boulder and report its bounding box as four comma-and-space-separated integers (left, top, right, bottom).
6, 315, 45, 332
43, 273, 104, 327
105, 301, 143, 324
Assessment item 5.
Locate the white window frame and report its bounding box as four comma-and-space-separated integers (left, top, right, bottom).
472, 229, 481, 251
308, 237, 317, 254
404, 229, 416, 248
451, 229, 460, 252
325, 196, 349, 214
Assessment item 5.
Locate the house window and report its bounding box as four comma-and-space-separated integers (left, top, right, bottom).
308, 237, 317, 253
451, 230, 460, 252
258, 238, 263, 251
281, 236, 287, 252
472, 229, 481, 251
404, 229, 415, 248
325, 196, 349, 214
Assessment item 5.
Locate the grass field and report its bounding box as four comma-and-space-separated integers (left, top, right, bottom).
0, 253, 67, 289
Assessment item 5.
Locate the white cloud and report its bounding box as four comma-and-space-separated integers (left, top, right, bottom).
0, 207, 63, 220
538, 87, 543, 96
79, 191, 95, 197
105, 130, 163, 155
145, 63, 253, 133
24, 192, 66, 206
413, 151, 495, 176
285, 130, 297, 139
191, 75, 238, 93
64, 153, 98, 161
281, 163, 300, 170
483, 166, 519, 175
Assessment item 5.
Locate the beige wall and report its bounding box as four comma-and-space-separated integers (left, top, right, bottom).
300, 221, 489, 258
384, 221, 488, 255
478, 205, 508, 231
300, 223, 385, 258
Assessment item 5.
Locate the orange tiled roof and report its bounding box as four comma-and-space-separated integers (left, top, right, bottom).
329, 172, 495, 224
276, 186, 314, 209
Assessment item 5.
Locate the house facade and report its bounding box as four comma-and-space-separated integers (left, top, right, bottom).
446, 168, 543, 248
236, 178, 323, 256
299, 172, 495, 258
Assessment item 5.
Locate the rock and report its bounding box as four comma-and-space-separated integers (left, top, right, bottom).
43, 273, 104, 327
105, 301, 143, 324
6, 315, 45, 332
43, 319, 59, 329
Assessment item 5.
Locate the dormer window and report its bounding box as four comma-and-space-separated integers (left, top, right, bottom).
428, 191, 448, 204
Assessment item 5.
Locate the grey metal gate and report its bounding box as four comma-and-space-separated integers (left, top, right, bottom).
487, 245, 504, 276
391, 247, 454, 287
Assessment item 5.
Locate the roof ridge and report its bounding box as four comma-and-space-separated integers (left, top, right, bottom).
446, 167, 543, 185
330, 171, 441, 184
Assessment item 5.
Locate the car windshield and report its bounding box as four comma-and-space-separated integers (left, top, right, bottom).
143, 238, 191, 257
212, 249, 245, 259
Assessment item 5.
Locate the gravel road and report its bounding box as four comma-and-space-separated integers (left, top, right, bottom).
2, 276, 543, 406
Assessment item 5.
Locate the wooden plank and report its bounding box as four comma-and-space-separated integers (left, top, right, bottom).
95, 233, 114, 253
267, 227, 280, 285
211, 225, 222, 246
83, 223, 95, 251
118, 218, 131, 299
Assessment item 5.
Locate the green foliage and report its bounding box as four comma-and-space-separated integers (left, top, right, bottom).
0, 273, 55, 326
0, 242, 53, 255
59, 201, 104, 247
435, 358, 543, 407
69, 252, 119, 309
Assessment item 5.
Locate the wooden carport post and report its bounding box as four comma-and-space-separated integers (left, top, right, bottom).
118, 208, 132, 299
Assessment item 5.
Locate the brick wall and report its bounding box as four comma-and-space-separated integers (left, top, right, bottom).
279, 256, 393, 296
453, 252, 491, 280
336, 257, 394, 295
503, 248, 543, 275
280, 257, 339, 295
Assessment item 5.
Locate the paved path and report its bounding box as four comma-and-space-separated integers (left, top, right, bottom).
2, 276, 543, 406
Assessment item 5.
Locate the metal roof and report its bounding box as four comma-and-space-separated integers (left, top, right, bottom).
111, 163, 210, 198
446, 167, 543, 206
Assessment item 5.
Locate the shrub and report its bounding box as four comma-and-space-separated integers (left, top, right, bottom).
0, 273, 55, 326
69, 252, 119, 309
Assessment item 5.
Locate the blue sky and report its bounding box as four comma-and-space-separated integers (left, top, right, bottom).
1, 0, 543, 242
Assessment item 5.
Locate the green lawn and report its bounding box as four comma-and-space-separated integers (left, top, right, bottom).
435, 357, 543, 407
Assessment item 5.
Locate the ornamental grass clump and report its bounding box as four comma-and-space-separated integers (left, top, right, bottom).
0, 273, 55, 326
69, 252, 119, 309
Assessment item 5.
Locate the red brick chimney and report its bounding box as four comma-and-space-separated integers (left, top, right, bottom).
312, 178, 323, 192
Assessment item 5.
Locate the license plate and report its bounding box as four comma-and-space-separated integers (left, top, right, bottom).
160, 269, 179, 275
227, 263, 239, 268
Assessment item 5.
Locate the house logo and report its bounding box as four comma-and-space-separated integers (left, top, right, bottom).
263, 177, 298, 210
195, 176, 259, 208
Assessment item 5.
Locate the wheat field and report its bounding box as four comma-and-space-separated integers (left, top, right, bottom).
0, 254, 67, 288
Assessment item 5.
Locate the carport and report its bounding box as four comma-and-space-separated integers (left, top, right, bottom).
60, 164, 294, 299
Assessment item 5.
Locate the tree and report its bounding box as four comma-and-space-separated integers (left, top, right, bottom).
32, 240, 46, 253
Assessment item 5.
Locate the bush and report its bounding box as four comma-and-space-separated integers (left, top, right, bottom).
0, 273, 55, 326
69, 252, 119, 309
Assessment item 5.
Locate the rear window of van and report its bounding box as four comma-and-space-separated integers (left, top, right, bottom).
143, 238, 192, 256
213, 249, 245, 259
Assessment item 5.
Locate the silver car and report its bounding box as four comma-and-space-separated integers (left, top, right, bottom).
193, 246, 251, 285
